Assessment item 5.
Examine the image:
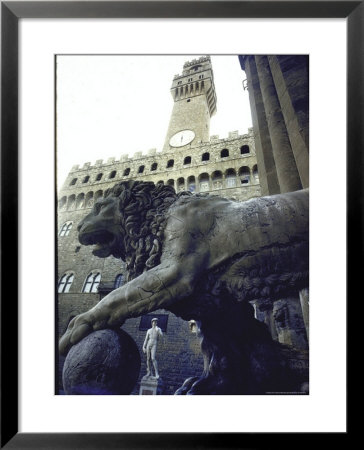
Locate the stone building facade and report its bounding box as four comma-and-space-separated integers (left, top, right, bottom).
239, 55, 309, 354
57, 56, 261, 394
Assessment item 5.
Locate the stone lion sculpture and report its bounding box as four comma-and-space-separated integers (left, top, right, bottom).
59, 181, 309, 394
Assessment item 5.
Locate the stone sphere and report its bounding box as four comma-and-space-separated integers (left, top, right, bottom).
62, 329, 141, 395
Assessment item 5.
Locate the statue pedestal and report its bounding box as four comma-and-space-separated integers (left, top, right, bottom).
139, 375, 163, 395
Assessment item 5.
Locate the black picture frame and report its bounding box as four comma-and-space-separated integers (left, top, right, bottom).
1, 1, 359, 448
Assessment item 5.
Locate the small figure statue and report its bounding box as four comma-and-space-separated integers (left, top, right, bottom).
142, 318, 163, 379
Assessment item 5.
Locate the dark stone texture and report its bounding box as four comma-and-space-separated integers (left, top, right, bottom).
62, 329, 141, 395
60, 182, 309, 394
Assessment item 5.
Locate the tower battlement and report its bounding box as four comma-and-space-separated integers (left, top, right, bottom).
183, 55, 210, 69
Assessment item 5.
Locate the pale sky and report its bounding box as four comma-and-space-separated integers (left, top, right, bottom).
56, 55, 252, 187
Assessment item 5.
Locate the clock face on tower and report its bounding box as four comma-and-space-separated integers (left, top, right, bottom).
169, 130, 195, 147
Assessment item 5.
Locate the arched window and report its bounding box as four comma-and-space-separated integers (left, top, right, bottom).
177, 178, 185, 192
167, 159, 174, 168
157, 180, 164, 185
67, 195, 75, 210
58, 273, 74, 293
123, 168, 130, 176
109, 170, 116, 179
76, 193, 85, 209
221, 149, 229, 158
82, 175, 90, 183
202, 152, 210, 162
85, 192, 94, 208
59, 221, 73, 237
240, 145, 250, 155
187, 176, 196, 192
226, 169, 237, 187
82, 272, 101, 293
183, 156, 191, 165
151, 162, 158, 171
167, 179, 175, 187
94, 190, 103, 202
138, 165, 145, 174
239, 166, 251, 184
212, 171, 223, 189
252, 164, 259, 181
114, 274, 124, 289
199, 173, 209, 192
58, 196, 67, 210
70, 178, 77, 186
95, 173, 103, 181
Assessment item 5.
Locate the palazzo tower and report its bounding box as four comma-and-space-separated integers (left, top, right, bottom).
163, 56, 217, 152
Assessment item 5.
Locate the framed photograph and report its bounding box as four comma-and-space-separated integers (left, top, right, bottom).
2, 0, 359, 447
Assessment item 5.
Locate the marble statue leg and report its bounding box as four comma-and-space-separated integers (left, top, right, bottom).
151, 344, 159, 379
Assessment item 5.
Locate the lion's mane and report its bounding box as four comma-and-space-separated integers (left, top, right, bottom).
104, 181, 190, 281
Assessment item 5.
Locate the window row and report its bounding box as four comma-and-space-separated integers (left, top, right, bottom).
160, 166, 259, 193
174, 80, 205, 98
59, 165, 259, 212
59, 190, 104, 211
177, 74, 204, 86
69, 170, 117, 186
58, 272, 124, 293
69, 146, 251, 186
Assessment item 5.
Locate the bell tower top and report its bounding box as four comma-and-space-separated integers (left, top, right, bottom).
162, 56, 217, 152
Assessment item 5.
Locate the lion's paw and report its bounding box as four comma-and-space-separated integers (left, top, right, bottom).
59, 314, 93, 356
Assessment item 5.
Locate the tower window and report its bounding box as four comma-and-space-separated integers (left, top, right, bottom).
187, 99, 191, 102
114, 274, 124, 289
151, 162, 158, 171
240, 145, 250, 155
138, 165, 145, 174
70, 178, 77, 186
96, 173, 103, 181
167, 159, 174, 168
199, 74, 204, 79
188, 78, 193, 82
183, 156, 191, 165
82, 176, 89, 183
59, 221, 73, 237
82, 272, 101, 293
202, 152, 210, 161
221, 149, 229, 158
109, 170, 117, 179
123, 168, 130, 176
58, 273, 74, 293
177, 81, 182, 85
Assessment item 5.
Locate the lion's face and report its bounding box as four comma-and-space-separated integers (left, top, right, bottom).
77, 195, 125, 259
